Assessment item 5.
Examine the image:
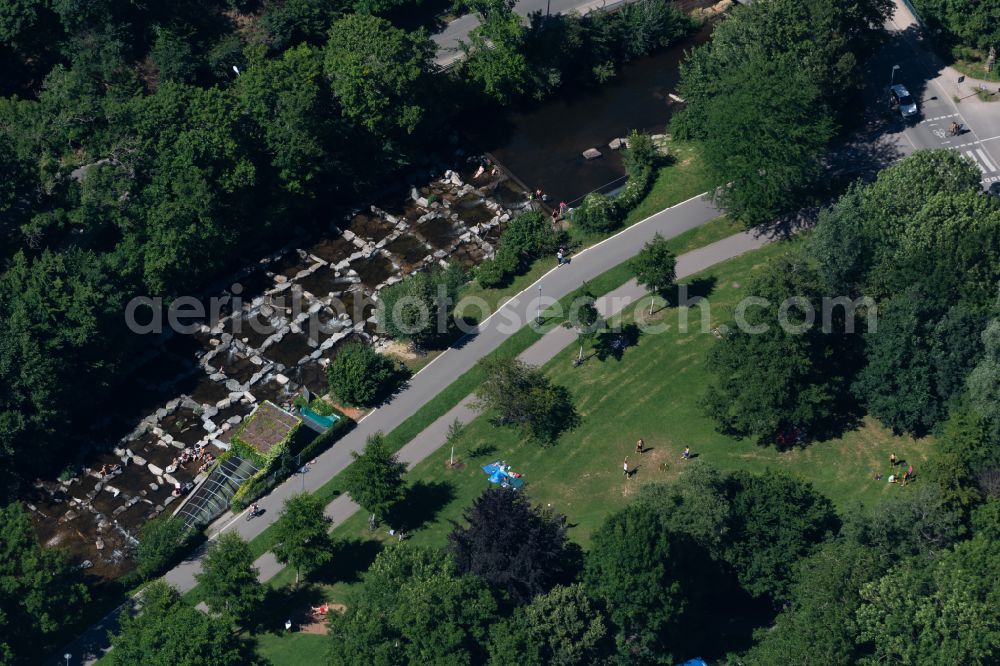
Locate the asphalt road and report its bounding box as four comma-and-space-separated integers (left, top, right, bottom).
867, 0, 1000, 186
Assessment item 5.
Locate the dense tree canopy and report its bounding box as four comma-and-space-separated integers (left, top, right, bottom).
107, 581, 258, 666
376, 264, 465, 348
743, 540, 884, 666
674, 0, 892, 224
0, 503, 89, 665
912, 0, 1000, 52
583, 504, 703, 661
487, 584, 608, 666
329, 546, 499, 665
857, 535, 1000, 665
324, 14, 433, 135
704, 252, 859, 444
326, 342, 401, 407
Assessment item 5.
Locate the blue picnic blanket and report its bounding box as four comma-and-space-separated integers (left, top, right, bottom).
481, 462, 525, 489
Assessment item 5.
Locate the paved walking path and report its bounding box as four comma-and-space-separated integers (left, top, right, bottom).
249, 229, 772, 582
62, 192, 775, 664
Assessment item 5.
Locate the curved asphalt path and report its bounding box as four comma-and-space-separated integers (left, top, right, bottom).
61, 192, 775, 664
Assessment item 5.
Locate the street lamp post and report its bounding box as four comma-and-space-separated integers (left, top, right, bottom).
64, 653, 71, 666
890, 64, 900, 87
536, 285, 542, 326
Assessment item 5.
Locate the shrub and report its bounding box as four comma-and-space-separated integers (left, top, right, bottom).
622, 130, 658, 179
616, 165, 653, 212
136, 516, 189, 580
476, 257, 509, 289
327, 342, 399, 407
502, 210, 558, 259
573, 192, 620, 233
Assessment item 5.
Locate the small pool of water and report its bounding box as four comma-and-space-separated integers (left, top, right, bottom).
353, 255, 395, 288
264, 332, 314, 368
418, 216, 463, 249
189, 376, 231, 405
160, 407, 204, 446
270, 252, 311, 280
228, 313, 277, 349
451, 244, 487, 269
296, 267, 355, 298
386, 236, 428, 269
291, 362, 329, 395
308, 235, 355, 263
234, 269, 274, 301
349, 214, 395, 242
382, 196, 424, 223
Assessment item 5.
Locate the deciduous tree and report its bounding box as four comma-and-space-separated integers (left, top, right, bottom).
629, 232, 676, 315
271, 492, 333, 584
448, 487, 578, 604
195, 531, 265, 628
473, 356, 579, 444
327, 342, 400, 407
324, 13, 433, 135
108, 581, 258, 666
0, 503, 88, 665
343, 432, 407, 528
487, 584, 608, 666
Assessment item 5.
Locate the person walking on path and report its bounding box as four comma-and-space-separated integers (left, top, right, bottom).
623, 457, 629, 477
682, 446, 690, 460
635, 439, 644, 454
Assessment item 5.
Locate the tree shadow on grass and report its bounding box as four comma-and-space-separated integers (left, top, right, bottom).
254, 584, 326, 634
312, 537, 383, 587
594, 323, 642, 361
663, 275, 718, 309
392, 480, 457, 533
468, 443, 498, 459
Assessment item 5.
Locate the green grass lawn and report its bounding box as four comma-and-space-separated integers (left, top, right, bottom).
254, 238, 934, 665
255, 631, 327, 666
282, 240, 930, 607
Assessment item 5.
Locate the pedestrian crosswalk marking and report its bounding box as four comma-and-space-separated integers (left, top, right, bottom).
964, 149, 999, 175
975, 149, 998, 173
965, 151, 986, 173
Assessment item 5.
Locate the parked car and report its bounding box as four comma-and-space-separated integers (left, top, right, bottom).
889, 84, 918, 118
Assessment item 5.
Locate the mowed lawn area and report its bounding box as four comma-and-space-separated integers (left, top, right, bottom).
257, 240, 932, 649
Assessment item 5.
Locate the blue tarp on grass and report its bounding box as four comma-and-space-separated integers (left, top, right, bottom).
481, 462, 525, 489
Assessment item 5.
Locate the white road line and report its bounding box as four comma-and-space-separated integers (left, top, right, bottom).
976, 148, 998, 173
921, 113, 959, 123
981, 135, 1000, 144
965, 151, 988, 173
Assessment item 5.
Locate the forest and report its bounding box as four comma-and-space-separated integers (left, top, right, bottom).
0, 0, 693, 500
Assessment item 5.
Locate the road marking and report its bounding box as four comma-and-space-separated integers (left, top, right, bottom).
975, 148, 998, 172
981, 135, 1000, 144
921, 113, 959, 123
965, 151, 990, 174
